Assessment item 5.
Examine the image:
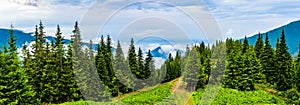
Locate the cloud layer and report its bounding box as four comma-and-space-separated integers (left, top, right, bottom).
1, 0, 300, 45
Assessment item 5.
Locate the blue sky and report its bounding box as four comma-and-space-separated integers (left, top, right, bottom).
1, 0, 300, 50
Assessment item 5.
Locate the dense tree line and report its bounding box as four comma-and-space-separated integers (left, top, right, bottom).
176, 29, 300, 103
0, 21, 162, 104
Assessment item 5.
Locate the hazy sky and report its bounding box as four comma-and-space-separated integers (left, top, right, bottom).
1, 0, 300, 44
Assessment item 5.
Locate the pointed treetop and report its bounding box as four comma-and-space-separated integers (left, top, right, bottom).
39, 20, 44, 29
147, 50, 152, 57
131, 38, 134, 44
242, 36, 249, 53
57, 25, 61, 32
168, 53, 173, 60
265, 33, 270, 45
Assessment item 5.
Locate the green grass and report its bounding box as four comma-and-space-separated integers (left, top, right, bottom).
52, 101, 123, 105
54, 81, 174, 105
121, 82, 173, 105
193, 87, 286, 105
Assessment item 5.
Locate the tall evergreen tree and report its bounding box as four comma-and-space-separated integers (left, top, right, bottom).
71, 21, 94, 101
54, 25, 67, 102
128, 38, 138, 85
296, 43, 300, 91
137, 47, 145, 79
183, 47, 200, 91
275, 29, 294, 91
114, 41, 131, 99
96, 35, 108, 85
255, 33, 264, 60
144, 49, 152, 79
0, 25, 35, 104
261, 34, 276, 84
29, 21, 47, 102
42, 42, 58, 103
64, 44, 81, 101
242, 36, 249, 53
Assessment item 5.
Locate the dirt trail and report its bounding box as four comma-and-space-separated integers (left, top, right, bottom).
170, 77, 194, 105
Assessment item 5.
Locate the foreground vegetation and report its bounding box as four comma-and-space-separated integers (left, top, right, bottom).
193, 87, 285, 105
121, 82, 173, 104
55, 84, 286, 105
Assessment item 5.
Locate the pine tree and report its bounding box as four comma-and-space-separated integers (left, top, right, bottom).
53, 25, 68, 103
96, 35, 108, 85
261, 34, 276, 84
71, 21, 94, 101
105, 35, 115, 88
42, 42, 58, 103
239, 47, 260, 91
296, 43, 300, 91
0, 25, 35, 104
95, 36, 111, 100
185, 45, 190, 56
128, 38, 138, 88
65, 44, 81, 101
223, 39, 243, 89
183, 47, 200, 91
144, 50, 155, 85
255, 33, 264, 60
164, 53, 173, 82
27, 21, 47, 102
275, 29, 294, 91
242, 36, 249, 54
114, 41, 131, 99
174, 51, 182, 78
137, 47, 144, 79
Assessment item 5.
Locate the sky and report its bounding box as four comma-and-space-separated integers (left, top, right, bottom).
1, 0, 300, 49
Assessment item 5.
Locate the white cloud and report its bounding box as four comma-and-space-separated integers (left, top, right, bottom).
1, 0, 299, 43
153, 57, 165, 69
134, 29, 165, 37
226, 28, 234, 36
204, 0, 300, 38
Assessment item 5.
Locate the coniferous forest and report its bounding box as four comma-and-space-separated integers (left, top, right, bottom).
1, 21, 300, 104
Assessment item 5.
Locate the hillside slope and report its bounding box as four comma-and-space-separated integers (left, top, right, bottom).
244, 20, 300, 56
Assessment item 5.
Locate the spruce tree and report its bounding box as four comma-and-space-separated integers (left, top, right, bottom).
242, 36, 249, 54
296, 43, 300, 91
164, 53, 173, 82
42, 42, 58, 103
261, 34, 276, 84
105, 35, 115, 89
275, 29, 294, 91
95, 36, 111, 100
65, 44, 81, 101
28, 21, 47, 102
223, 39, 243, 89
137, 47, 144, 79
71, 21, 94, 101
54, 25, 68, 103
174, 51, 182, 78
144, 50, 155, 85
128, 38, 138, 87
0, 25, 35, 104
96, 35, 108, 85
183, 47, 200, 91
255, 33, 264, 60
114, 41, 131, 99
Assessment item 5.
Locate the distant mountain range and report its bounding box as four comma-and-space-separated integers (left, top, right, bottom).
244, 20, 300, 56
0, 28, 182, 60
0, 28, 100, 51
1, 20, 300, 59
